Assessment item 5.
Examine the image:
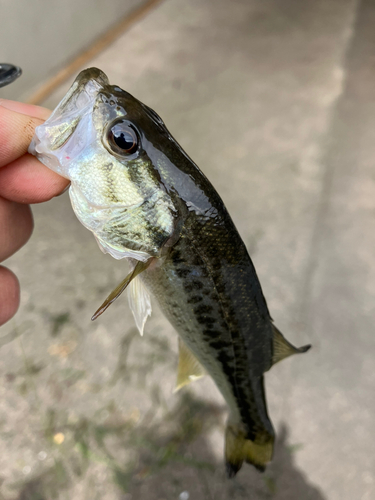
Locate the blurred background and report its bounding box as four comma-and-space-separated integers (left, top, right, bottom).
1, 0, 374, 499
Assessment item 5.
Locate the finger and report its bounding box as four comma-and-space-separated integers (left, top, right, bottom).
0, 266, 20, 326
0, 99, 51, 120
0, 154, 70, 203
0, 105, 45, 168
0, 197, 33, 261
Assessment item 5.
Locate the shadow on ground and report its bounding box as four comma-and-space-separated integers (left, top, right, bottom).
14, 390, 325, 500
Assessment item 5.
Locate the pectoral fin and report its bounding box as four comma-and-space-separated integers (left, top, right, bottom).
127, 275, 151, 336
91, 259, 153, 320
272, 325, 311, 366
174, 338, 206, 392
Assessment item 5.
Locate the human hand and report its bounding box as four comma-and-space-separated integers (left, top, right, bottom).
0, 100, 70, 326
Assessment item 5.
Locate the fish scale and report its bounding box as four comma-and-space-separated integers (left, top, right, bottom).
140, 213, 275, 443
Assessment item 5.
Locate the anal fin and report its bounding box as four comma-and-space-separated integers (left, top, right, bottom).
272, 325, 311, 366
174, 338, 206, 392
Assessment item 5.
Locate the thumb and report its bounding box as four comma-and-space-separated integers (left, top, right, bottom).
0, 101, 50, 168
0, 99, 51, 120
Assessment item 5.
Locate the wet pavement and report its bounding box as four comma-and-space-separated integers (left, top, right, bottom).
1, 0, 374, 498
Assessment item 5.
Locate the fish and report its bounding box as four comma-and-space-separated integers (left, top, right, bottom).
29, 68, 310, 477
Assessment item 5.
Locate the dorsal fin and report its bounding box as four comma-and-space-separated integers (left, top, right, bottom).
272, 325, 311, 366
174, 338, 206, 392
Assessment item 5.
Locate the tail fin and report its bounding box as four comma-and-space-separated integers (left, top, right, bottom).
225, 424, 274, 478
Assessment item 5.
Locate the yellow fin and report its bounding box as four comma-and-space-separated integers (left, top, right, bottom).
272, 325, 311, 366
225, 423, 274, 478
174, 338, 206, 392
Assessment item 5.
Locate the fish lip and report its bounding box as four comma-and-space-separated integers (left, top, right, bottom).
49, 67, 109, 121
28, 68, 109, 180
28, 68, 109, 164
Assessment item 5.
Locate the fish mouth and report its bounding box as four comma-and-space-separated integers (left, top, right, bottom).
28, 68, 110, 176
48, 68, 109, 126
45, 68, 109, 128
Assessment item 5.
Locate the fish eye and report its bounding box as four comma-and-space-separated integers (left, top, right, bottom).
106, 119, 139, 155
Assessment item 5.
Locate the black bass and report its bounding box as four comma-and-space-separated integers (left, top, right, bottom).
29, 68, 310, 477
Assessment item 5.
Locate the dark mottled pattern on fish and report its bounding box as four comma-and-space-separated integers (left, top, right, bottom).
142, 209, 275, 443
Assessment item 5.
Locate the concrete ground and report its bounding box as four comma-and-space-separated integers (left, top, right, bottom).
1, 0, 374, 498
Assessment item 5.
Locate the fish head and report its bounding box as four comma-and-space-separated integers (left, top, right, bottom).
29, 68, 179, 260
29, 67, 166, 206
